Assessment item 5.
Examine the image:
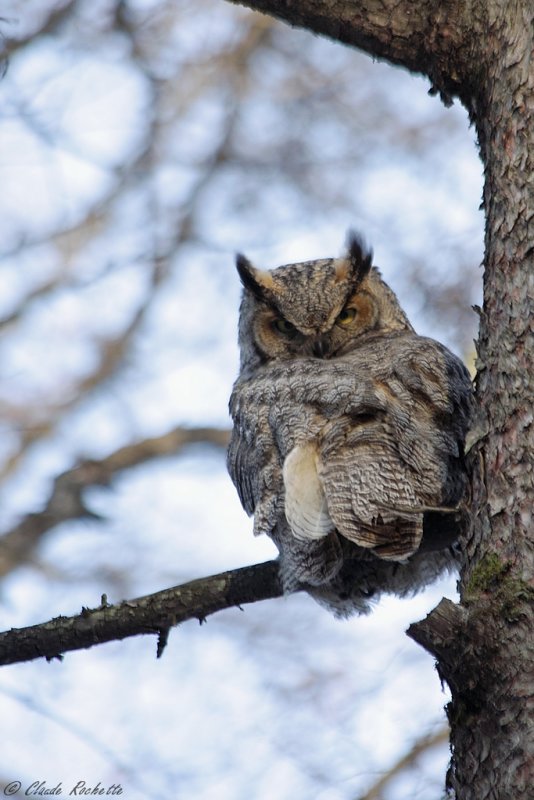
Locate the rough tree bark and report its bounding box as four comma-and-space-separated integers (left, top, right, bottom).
221, 2, 533, 799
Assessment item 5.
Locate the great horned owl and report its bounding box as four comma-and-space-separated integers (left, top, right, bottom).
227, 233, 473, 616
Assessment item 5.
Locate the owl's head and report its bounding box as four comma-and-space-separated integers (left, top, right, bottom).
235, 232, 414, 373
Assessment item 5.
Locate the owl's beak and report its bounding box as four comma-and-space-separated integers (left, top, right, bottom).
312, 335, 330, 359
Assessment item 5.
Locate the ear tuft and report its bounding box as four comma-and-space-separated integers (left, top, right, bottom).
235, 253, 264, 300
235, 254, 275, 300
346, 230, 373, 287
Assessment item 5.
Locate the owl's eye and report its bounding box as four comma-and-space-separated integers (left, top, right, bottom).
336, 307, 357, 326
273, 318, 298, 337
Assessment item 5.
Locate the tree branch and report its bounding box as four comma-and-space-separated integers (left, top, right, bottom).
0, 426, 230, 578
0, 560, 284, 666
228, 0, 469, 103
0, 0, 77, 62
406, 597, 468, 660
357, 726, 450, 800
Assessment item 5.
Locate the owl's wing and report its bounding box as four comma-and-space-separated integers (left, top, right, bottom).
390, 339, 474, 505
227, 384, 283, 536
227, 428, 254, 515
317, 336, 473, 561
317, 420, 424, 560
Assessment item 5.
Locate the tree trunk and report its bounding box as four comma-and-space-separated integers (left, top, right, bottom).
227, 1, 534, 796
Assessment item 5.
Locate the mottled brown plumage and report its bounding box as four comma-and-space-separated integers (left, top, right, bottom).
228, 233, 473, 616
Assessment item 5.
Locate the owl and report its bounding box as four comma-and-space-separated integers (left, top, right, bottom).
227, 233, 473, 616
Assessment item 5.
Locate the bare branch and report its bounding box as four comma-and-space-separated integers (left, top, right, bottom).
81, 425, 231, 473
1, 9, 275, 487
0, 299, 153, 482
357, 726, 450, 800
0, 0, 76, 61
0, 274, 68, 328
0, 426, 230, 578
226, 0, 468, 103
406, 597, 468, 661
0, 247, 171, 484
0, 560, 284, 666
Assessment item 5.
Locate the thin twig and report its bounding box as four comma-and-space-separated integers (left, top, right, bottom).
357, 727, 450, 800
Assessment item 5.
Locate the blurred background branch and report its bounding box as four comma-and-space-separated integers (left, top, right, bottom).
0, 425, 229, 578
356, 726, 450, 800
